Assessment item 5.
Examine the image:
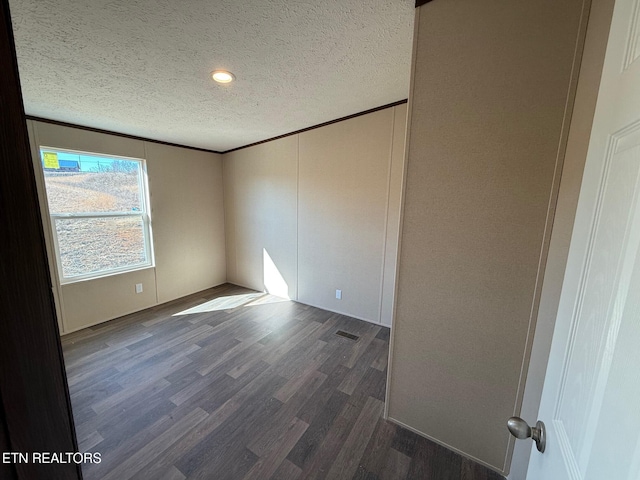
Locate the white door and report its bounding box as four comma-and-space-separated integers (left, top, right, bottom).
527, 0, 640, 478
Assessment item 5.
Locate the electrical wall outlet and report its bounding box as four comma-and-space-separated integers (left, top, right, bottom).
135, 283, 143, 294
336, 289, 342, 300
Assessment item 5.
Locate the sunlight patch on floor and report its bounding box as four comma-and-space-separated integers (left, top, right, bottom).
173, 293, 265, 315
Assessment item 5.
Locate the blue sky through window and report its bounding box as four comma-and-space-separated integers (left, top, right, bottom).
40, 149, 135, 172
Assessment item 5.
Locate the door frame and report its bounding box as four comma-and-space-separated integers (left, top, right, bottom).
0, 0, 81, 478
508, 0, 616, 477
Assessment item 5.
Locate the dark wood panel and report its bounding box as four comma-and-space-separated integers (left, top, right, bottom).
64, 284, 504, 480
0, 393, 17, 480
0, 0, 81, 478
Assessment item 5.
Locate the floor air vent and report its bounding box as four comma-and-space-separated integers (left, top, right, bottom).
335, 330, 359, 341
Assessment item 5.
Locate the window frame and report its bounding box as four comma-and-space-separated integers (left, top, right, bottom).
39, 146, 155, 284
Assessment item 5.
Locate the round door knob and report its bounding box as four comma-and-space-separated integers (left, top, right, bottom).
507, 417, 531, 439
507, 416, 546, 453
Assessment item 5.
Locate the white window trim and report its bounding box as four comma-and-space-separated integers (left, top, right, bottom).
40, 147, 155, 284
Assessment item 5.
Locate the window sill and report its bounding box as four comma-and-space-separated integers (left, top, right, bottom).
59, 264, 155, 286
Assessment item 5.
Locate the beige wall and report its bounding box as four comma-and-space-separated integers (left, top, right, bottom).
146, 142, 226, 304
224, 136, 298, 299
28, 121, 226, 333
298, 108, 393, 321
223, 104, 407, 325
61, 269, 157, 331
387, 0, 589, 474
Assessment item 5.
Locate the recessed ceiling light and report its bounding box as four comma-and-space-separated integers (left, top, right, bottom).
211, 70, 235, 84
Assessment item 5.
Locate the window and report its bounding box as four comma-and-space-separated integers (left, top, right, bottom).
39, 148, 153, 283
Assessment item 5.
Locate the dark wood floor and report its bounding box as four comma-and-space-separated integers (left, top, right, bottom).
62, 283, 504, 480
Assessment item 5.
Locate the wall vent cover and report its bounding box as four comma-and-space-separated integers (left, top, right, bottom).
335, 330, 359, 341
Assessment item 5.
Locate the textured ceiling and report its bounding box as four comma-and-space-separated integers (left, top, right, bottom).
9, 0, 414, 152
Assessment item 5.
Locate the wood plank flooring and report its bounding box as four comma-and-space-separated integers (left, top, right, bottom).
62, 283, 504, 480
